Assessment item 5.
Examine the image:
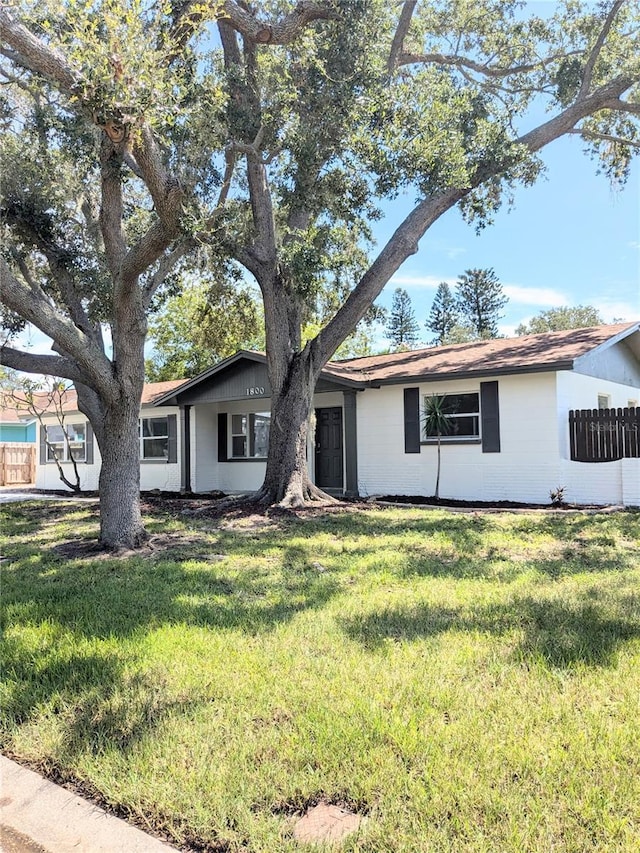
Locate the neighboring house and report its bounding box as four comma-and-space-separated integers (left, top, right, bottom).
35, 381, 185, 492
34, 323, 640, 506
0, 406, 37, 443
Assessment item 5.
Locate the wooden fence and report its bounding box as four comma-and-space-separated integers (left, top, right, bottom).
0, 443, 36, 485
569, 408, 639, 462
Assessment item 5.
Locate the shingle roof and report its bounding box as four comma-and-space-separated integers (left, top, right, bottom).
328, 323, 639, 383
0, 380, 187, 417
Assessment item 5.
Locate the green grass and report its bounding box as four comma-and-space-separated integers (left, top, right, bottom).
1, 501, 639, 852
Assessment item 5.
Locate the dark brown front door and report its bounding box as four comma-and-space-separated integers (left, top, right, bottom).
315, 407, 343, 490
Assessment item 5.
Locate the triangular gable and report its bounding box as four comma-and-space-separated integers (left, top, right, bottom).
153, 350, 365, 407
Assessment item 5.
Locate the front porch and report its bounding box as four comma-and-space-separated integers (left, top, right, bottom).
154, 352, 362, 497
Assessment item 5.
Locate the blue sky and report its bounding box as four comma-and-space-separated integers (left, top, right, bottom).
376, 132, 639, 341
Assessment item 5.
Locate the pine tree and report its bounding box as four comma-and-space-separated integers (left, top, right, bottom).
456, 268, 508, 338
386, 288, 420, 349
426, 282, 459, 344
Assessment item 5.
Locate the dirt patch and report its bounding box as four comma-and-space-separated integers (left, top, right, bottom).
49, 532, 209, 560
292, 803, 365, 845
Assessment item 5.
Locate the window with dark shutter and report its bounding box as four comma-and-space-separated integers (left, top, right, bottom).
404, 388, 420, 453
480, 381, 501, 453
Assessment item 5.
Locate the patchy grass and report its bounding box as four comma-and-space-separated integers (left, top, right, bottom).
1, 501, 639, 852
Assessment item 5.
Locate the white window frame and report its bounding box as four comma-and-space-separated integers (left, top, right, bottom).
140, 416, 169, 460
46, 423, 86, 462
597, 393, 611, 410
230, 411, 271, 459
423, 391, 481, 441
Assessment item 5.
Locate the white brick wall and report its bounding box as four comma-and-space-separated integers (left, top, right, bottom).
35, 406, 181, 493
356, 371, 639, 506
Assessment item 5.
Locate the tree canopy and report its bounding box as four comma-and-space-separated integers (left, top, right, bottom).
515, 305, 605, 335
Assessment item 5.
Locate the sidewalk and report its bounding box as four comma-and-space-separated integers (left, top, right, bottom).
1, 756, 178, 852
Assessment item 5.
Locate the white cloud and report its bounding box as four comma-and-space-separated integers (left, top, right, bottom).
446, 247, 467, 260
503, 285, 568, 307
628, 241, 640, 251
389, 274, 456, 290
591, 298, 640, 323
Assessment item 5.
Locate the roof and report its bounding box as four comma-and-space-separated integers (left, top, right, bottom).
0, 380, 187, 417
330, 322, 640, 384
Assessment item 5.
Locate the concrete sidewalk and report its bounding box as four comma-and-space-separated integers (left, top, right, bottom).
1, 756, 178, 852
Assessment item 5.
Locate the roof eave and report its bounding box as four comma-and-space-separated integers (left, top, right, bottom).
367, 360, 575, 386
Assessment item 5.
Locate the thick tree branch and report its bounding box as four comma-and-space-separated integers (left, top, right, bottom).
602, 97, 640, 115
0, 259, 115, 396
0, 9, 81, 95
387, 0, 417, 74
221, 0, 338, 45
99, 138, 127, 277
0, 345, 88, 384
579, 0, 626, 97
314, 71, 639, 365
132, 125, 183, 227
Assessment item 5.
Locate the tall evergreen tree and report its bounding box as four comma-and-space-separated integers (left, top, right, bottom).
427, 282, 459, 344
386, 288, 420, 349
456, 268, 508, 338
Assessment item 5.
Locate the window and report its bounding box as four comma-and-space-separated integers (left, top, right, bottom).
423, 392, 480, 439
46, 423, 86, 461
597, 394, 611, 410
140, 416, 169, 459
230, 412, 271, 458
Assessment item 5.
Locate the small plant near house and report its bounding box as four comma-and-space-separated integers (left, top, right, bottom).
550, 485, 567, 507
422, 394, 451, 500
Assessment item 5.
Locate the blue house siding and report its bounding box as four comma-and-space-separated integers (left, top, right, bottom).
0, 422, 36, 443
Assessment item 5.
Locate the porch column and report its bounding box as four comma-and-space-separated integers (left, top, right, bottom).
180, 405, 192, 493
343, 390, 359, 497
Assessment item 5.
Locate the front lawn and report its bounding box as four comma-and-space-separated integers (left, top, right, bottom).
1, 501, 639, 852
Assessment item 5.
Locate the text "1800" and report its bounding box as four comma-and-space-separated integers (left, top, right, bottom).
246, 387, 265, 396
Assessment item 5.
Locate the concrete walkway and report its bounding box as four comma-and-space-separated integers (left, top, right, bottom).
1, 756, 178, 852
0, 487, 98, 504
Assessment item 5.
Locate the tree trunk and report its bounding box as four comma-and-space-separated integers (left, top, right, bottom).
253, 353, 333, 507
97, 400, 148, 549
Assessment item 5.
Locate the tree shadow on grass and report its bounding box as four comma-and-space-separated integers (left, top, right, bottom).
340, 591, 640, 668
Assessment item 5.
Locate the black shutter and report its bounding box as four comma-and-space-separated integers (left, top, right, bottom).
167, 414, 178, 463
218, 412, 228, 461
480, 381, 501, 453
85, 422, 94, 464
404, 388, 421, 453
39, 424, 48, 464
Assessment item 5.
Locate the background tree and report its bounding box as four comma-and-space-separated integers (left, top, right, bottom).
2, 1, 640, 517
386, 288, 420, 350
426, 282, 459, 344
455, 268, 508, 339
146, 278, 263, 382
515, 305, 605, 335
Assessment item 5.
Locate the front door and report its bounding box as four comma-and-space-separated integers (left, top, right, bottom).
315, 407, 343, 490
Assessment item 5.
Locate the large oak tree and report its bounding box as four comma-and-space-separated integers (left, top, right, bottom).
2, 1, 639, 533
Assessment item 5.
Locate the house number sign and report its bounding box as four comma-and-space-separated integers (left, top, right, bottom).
246, 386, 265, 396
